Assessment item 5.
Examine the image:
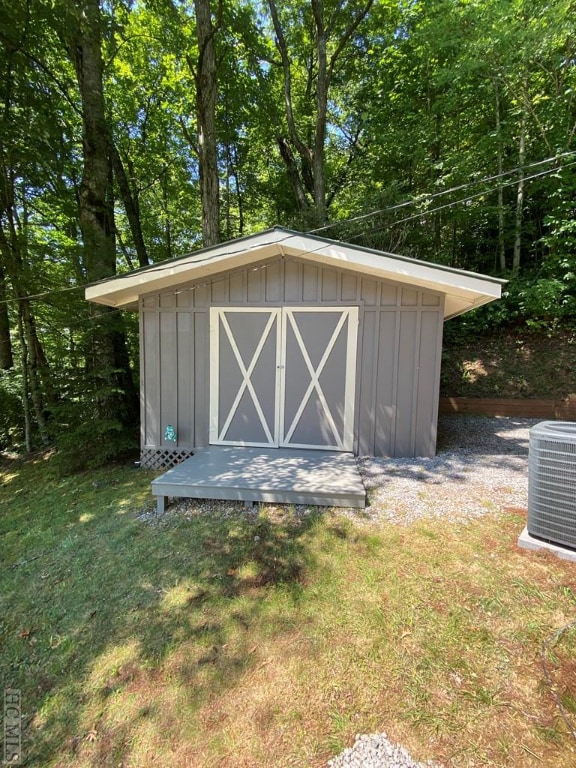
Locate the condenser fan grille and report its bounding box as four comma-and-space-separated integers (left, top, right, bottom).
528, 422, 576, 550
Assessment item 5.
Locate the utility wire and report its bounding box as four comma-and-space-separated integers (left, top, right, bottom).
359, 161, 576, 235
0, 232, 303, 306
307, 151, 576, 236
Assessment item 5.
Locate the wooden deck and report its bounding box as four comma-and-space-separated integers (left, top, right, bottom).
151, 446, 366, 512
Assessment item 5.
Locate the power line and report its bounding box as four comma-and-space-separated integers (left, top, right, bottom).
71, 151, 576, 285
0, 282, 88, 305
349, 161, 576, 240
308, 151, 576, 236
0, 234, 302, 306
45, 305, 127, 329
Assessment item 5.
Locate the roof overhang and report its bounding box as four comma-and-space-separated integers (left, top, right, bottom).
85, 227, 504, 320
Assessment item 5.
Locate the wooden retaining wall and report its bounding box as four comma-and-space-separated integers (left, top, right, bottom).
439, 397, 576, 420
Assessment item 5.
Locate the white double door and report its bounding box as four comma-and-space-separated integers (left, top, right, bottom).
209, 306, 358, 451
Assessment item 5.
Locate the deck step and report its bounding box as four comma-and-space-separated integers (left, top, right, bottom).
151, 446, 366, 512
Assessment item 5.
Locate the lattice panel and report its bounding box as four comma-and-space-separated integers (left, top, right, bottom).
141, 448, 195, 470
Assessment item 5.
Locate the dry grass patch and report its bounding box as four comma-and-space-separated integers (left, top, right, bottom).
2, 454, 576, 767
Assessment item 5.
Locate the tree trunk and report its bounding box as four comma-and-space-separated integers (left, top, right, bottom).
69, 1, 115, 280
230, 146, 245, 236
513, 101, 527, 275
16, 310, 32, 453
269, 0, 373, 226
194, 0, 221, 247
161, 173, 173, 260
0, 181, 54, 417
0, 263, 13, 369
494, 79, 506, 272
268, 0, 316, 219
276, 136, 309, 212
110, 141, 149, 267
312, 0, 328, 225
19, 298, 50, 445
68, 0, 138, 426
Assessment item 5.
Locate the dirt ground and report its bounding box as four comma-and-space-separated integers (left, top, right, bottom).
440, 325, 576, 400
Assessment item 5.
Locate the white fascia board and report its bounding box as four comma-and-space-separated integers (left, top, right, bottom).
279, 237, 502, 317
443, 293, 498, 320
85, 234, 286, 307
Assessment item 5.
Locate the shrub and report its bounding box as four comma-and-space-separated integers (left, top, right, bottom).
0, 370, 24, 450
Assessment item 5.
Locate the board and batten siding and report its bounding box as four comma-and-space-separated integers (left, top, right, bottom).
139, 255, 444, 459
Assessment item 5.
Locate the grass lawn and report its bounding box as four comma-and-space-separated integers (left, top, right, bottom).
1, 451, 576, 767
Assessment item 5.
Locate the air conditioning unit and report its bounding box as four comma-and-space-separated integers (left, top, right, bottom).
528, 421, 576, 550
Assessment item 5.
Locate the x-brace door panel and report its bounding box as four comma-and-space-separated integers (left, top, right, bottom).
210, 308, 281, 447
280, 308, 357, 451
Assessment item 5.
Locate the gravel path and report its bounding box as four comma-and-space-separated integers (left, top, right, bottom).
327, 732, 438, 768
352, 415, 536, 527
146, 415, 537, 529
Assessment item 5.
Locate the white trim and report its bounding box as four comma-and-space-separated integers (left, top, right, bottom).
280, 307, 357, 452
281, 310, 347, 449
343, 307, 358, 450
209, 308, 220, 444
273, 310, 283, 444
218, 311, 277, 444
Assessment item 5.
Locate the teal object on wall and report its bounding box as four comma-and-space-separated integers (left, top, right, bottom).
164, 425, 177, 442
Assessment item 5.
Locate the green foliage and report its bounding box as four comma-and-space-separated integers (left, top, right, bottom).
515, 278, 576, 328
49, 337, 140, 473
449, 273, 576, 339
0, 370, 23, 450
53, 410, 138, 475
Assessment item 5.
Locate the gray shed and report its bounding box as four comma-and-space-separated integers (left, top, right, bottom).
86, 227, 503, 469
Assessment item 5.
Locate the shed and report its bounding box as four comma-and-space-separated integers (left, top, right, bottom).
86, 227, 503, 469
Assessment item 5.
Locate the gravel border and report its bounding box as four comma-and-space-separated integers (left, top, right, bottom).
140, 415, 537, 529
327, 732, 439, 768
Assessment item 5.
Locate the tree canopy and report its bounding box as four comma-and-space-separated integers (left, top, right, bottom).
0, 0, 574, 459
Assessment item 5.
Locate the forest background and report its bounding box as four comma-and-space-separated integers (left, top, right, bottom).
0, 0, 574, 467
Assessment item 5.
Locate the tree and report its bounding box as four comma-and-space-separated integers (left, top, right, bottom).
0, 266, 12, 369
0, 0, 575, 460
266, 0, 374, 226
192, 0, 222, 246
64, 0, 138, 430
0, 0, 66, 443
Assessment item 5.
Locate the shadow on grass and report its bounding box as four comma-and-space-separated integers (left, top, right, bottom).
1, 466, 327, 766
1, 416, 541, 765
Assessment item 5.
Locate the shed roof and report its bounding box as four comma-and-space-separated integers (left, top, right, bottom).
85, 227, 504, 319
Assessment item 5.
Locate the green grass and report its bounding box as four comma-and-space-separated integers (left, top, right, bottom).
2, 452, 576, 767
